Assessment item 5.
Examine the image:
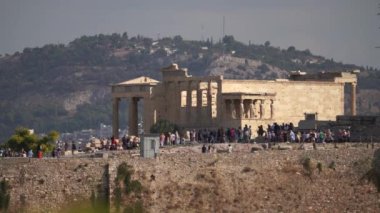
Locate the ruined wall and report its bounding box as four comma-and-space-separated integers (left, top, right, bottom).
222, 80, 344, 127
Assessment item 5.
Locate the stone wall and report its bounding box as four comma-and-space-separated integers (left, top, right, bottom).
0, 157, 109, 212
222, 80, 343, 126
0, 145, 379, 212
0, 152, 158, 213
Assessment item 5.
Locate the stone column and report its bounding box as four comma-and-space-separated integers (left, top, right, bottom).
231, 100, 237, 119
197, 82, 204, 126
129, 97, 139, 136
351, 82, 356, 116
270, 99, 274, 119
197, 88, 203, 113
259, 99, 265, 119
225, 99, 231, 119
112, 97, 120, 139
187, 85, 192, 109
208, 81, 213, 119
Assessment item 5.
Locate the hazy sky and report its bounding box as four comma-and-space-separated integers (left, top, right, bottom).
1, 0, 379, 68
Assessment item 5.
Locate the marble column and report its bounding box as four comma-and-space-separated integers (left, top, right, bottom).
197, 88, 203, 113
225, 99, 231, 119
129, 97, 139, 136
112, 97, 120, 139
351, 82, 356, 116
208, 81, 213, 119
231, 100, 237, 119
187, 84, 192, 119
270, 99, 274, 119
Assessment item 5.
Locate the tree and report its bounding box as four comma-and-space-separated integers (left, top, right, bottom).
5, 127, 59, 153
264, 41, 271, 47
222, 35, 235, 45
287, 46, 296, 52
173, 35, 183, 45
150, 120, 178, 134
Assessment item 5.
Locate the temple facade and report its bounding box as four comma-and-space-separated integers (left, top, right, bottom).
111, 64, 358, 138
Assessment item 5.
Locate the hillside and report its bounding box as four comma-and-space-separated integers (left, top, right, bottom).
0, 33, 379, 141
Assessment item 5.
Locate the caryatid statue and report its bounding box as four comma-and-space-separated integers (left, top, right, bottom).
259, 100, 265, 119
240, 100, 245, 118
249, 100, 255, 119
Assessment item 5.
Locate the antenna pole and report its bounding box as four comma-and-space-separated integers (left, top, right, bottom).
223, 16, 225, 38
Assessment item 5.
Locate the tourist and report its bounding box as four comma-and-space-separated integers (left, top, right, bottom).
20, 148, 26, 157
346, 129, 351, 142
248, 125, 252, 142
170, 132, 175, 145
122, 135, 128, 150
37, 149, 43, 159
175, 131, 181, 145
289, 130, 296, 143
57, 147, 62, 158
64, 142, 69, 151
296, 131, 302, 143
27, 149, 33, 158
257, 125, 264, 137
111, 136, 117, 150
230, 128, 236, 143
243, 125, 249, 143
72, 142, 77, 154
318, 130, 325, 143
159, 133, 165, 147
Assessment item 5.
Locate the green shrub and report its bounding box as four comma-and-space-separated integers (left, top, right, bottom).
316, 162, 323, 174
300, 156, 314, 181
328, 161, 336, 170
150, 119, 178, 134
115, 162, 143, 195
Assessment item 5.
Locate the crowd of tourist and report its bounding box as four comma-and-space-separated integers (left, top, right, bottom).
261, 122, 351, 143
0, 122, 354, 158
158, 122, 352, 145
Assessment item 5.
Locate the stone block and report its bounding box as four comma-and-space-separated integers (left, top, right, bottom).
251, 145, 264, 152
278, 145, 293, 150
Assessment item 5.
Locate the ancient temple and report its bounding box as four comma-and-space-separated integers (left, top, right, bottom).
111, 64, 358, 138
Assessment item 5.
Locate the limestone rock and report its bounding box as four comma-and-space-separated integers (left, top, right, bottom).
278, 145, 293, 150
298, 144, 313, 150
251, 145, 264, 152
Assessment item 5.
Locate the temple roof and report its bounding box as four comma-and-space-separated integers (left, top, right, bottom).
115, 76, 159, 86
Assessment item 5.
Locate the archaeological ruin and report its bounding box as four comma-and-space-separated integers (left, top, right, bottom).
111, 64, 358, 138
